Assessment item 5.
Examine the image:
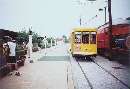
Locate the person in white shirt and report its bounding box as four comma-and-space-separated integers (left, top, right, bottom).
7, 38, 20, 76
8, 40, 16, 57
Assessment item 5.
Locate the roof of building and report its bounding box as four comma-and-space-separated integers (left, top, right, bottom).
0, 29, 18, 39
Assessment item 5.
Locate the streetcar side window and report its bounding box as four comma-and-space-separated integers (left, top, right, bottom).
112, 36, 127, 49
82, 32, 89, 44
90, 32, 96, 44
75, 32, 82, 43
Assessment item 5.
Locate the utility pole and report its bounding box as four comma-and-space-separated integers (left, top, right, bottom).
80, 17, 82, 26
85, 0, 112, 59
104, 6, 107, 23
44, 36, 47, 55
108, 0, 112, 59
28, 27, 32, 58
28, 27, 34, 63
51, 37, 53, 47
55, 38, 57, 46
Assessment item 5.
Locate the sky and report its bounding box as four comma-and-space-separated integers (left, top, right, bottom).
0, 0, 130, 38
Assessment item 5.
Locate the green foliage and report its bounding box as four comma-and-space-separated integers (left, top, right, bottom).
17, 30, 29, 44
62, 35, 69, 43
46, 37, 51, 43
17, 30, 43, 45
62, 35, 67, 39
46, 37, 55, 43
32, 32, 38, 43
17, 30, 56, 49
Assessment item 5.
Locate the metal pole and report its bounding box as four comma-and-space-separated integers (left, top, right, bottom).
108, 0, 112, 59
28, 28, 32, 58
29, 35, 32, 55
44, 36, 47, 55
104, 6, 107, 23
55, 39, 57, 46
51, 38, 53, 47
80, 17, 82, 26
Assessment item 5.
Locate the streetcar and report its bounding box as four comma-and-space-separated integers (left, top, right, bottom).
70, 28, 97, 58
97, 18, 130, 60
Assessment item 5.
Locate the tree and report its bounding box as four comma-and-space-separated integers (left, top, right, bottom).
32, 32, 39, 43
17, 30, 43, 45
62, 35, 69, 43
17, 30, 29, 44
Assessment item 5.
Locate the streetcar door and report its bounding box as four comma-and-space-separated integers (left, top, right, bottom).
81, 32, 89, 52
89, 32, 97, 53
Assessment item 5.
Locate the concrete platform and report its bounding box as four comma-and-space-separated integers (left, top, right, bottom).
0, 45, 74, 89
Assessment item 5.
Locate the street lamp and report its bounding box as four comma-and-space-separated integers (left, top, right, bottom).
44, 36, 47, 49
28, 27, 34, 63
99, 0, 113, 59
51, 37, 53, 47
43, 36, 47, 55
29, 27, 32, 51
79, 16, 82, 26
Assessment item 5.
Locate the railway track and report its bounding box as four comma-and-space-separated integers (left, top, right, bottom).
74, 57, 130, 89
76, 58, 94, 89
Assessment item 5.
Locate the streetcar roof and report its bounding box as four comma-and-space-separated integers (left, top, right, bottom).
98, 18, 130, 29
72, 28, 97, 33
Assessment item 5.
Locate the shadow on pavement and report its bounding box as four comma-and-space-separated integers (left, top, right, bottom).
111, 55, 130, 67
38, 56, 70, 61
74, 56, 94, 62
116, 58, 130, 66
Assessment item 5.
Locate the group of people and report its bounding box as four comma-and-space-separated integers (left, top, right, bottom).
3, 37, 20, 76
1, 36, 32, 76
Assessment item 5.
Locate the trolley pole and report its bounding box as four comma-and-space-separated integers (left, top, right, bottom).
108, 0, 112, 59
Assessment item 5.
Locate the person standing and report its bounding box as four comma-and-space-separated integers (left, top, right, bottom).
7, 38, 20, 76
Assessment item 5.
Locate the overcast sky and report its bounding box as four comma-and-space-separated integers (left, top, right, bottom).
0, 0, 130, 37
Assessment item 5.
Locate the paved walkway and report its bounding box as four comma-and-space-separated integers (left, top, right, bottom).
0, 44, 74, 89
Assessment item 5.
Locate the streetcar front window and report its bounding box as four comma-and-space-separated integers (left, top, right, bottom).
90, 32, 96, 44
75, 32, 82, 43
82, 32, 89, 44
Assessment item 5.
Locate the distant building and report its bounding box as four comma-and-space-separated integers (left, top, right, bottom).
56, 38, 63, 41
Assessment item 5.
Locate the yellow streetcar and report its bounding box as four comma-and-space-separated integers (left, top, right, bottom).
70, 28, 97, 58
